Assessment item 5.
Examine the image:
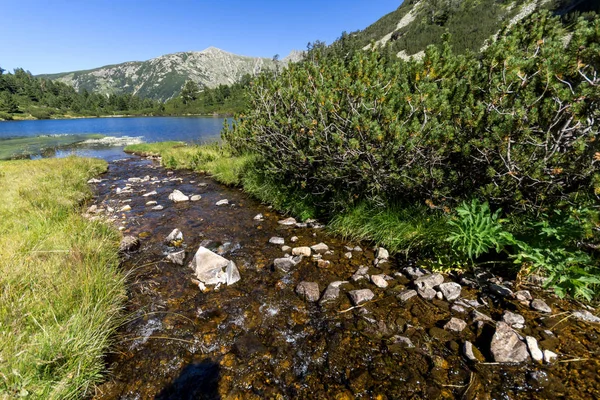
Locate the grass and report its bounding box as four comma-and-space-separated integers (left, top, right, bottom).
0, 157, 125, 399
0, 134, 105, 160
328, 203, 450, 256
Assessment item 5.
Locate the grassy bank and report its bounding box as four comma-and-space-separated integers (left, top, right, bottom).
0, 134, 105, 160
0, 157, 125, 399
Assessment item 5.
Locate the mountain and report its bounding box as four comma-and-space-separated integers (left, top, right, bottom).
38, 47, 280, 102
347, 0, 600, 59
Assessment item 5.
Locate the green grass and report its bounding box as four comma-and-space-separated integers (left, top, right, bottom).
0, 134, 105, 160
328, 203, 450, 256
0, 157, 125, 399
123, 141, 186, 157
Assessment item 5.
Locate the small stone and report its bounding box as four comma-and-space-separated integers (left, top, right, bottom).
320, 281, 347, 305
344, 252, 353, 259
165, 229, 183, 244
142, 190, 157, 197
439, 282, 462, 301
503, 311, 526, 329
317, 259, 330, 268
119, 236, 139, 253
146, 201, 158, 206
444, 317, 467, 332
572, 310, 600, 323
397, 289, 418, 302
348, 289, 375, 306
273, 258, 296, 273
152, 205, 164, 211
543, 350, 558, 363
471, 310, 492, 323
515, 290, 533, 302
489, 283, 513, 297
531, 299, 552, 313
269, 237, 285, 245
169, 190, 189, 203
290, 236, 299, 242
463, 341, 479, 362
190, 195, 201, 202
375, 247, 389, 260
167, 250, 185, 265
414, 273, 444, 290
436, 291, 444, 300
296, 282, 320, 302
490, 322, 529, 363
278, 217, 297, 226
354, 246, 363, 252
310, 243, 329, 254
281, 245, 292, 253
451, 304, 466, 313
295, 222, 308, 228
526, 336, 543, 362
253, 213, 264, 221
119, 205, 131, 212
87, 178, 102, 184
371, 274, 388, 288
390, 335, 414, 348
216, 199, 229, 206
404, 266, 428, 279
418, 287, 437, 300
292, 247, 311, 257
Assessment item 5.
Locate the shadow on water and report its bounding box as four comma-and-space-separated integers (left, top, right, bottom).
155, 359, 221, 400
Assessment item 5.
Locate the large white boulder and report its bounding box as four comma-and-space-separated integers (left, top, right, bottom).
189, 246, 240, 286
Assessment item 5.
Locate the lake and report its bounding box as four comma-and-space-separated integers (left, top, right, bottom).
0, 116, 226, 160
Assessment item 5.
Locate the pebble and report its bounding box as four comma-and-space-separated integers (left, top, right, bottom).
404, 266, 427, 279
320, 281, 347, 305
190, 195, 201, 201
490, 322, 530, 363
543, 349, 558, 363
152, 205, 164, 211
463, 341, 479, 362
503, 311, 526, 329
371, 274, 388, 288
515, 290, 533, 302
375, 247, 389, 260
526, 336, 544, 362
216, 199, 229, 206
418, 287, 437, 300
310, 243, 329, 254
317, 259, 331, 268
146, 201, 158, 206
253, 213, 264, 221
165, 229, 183, 244
290, 236, 299, 242
390, 335, 414, 348
142, 190, 157, 197
168, 190, 189, 203
344, 252, 353, 259
278, 217, 297, 226
119, 205, 131, 212
472, 309, 492, 323
292, 247, 311, 257
166, 250, 185, 266
269, 237, 285, 245
274, 258, 296, 273
348, 289, 375, 306
444, 317, 467, 332
451, 304, 466, 313
281, 245, 292, 253
531, 299, 552, 313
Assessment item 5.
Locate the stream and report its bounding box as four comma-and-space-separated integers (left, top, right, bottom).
88, 157, 600, 399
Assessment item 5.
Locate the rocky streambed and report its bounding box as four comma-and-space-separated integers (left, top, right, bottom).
87, 157, 600, 399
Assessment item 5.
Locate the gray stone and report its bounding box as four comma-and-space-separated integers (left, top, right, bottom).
515, 290, 533, 302
278, 217, 297, 226
292, 247, 311, 257
444, 317, 467, 332
418, 287, 437, 300
531, 299, 552, 313
526, 336, 543, 362
168, 190, 189, 203
319, 281, 347, 305
281, 245, 292, 253
344, 252, 353, 259
397, 289, 417, 302
354, 246, 363, 252
349, 289, 375, 306
371, 274, 388, 288
310, 243, 329, 254
273, 257, 298, 273
215, 199, 229, 206
414, 273, 444, 290
471, 310, 493, 323
253, 213, 264, 221
290, 236, 299, 242
390, 335, 414, 348
190, 195, 201, 202
142, 190, 157, 197
375, 247, 389, 260
295, 223, 308, 228
489, 284, 513, 297
189, 247, 240, 286
572, 310, 600, 324
119, 236, 139, 253
269, 237, 285, 245
166, 250, 185, 265
152, 205, 164, 211
404, 266, 428, 279
490, 322, 529, 363
451, 305, 466, 313
296, 282, 320, 302
439, 282, 462, 301
463, 341, 479, 362
543, 349, 558, 363
165, 228, 183, 244
503, 311, 525, 329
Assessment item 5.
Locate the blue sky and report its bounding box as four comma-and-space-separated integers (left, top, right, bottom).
0, 1, 400, 75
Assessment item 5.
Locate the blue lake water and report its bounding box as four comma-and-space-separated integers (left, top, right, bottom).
0, 116, 226, 161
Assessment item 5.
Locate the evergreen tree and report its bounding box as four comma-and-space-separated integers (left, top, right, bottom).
180, 80, 200, 104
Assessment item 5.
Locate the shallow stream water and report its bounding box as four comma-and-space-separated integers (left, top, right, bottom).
90, 157, 600, 399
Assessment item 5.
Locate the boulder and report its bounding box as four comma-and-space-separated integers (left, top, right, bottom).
296, 282, 320, 302
371, 274, 389, 288
169, 190, 189, 203
438, 282, 462, 301
444, 317, 467, 332
189, 246, 240, 286
414, 273, 444, 290
531, 299, 552, 313
167, 250, 185, 266
292, 247, 312, 257
348, 289, 375, 306
119, 236, 139, 253
311, 243, 329, 254
490, 322, 529, 363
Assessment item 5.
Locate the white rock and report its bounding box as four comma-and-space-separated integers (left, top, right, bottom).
143, 191, 157, 197
344, 252, 353, 259
189, 247, 240, 286
543, 350, 558, 363
269, 237, 285, 245
146, 201, 158, 206
375, 247, 389, 260
215, 199, 229, 206
190, 195, 201, 202
167, 250, 185, 265
531, 299, 552, 313
439, 282, 462, 301
169, 190, 189, 203
253, 213, 264, 221
152, 205, 164, 211
397, 289, 417, 302
371, 274, 388, 288
444, 317, 467, 332
526, 336, 543, 362
572, 310, 600, 323
281, 245, 292, 253
119, 205, 131, 212
165, 228, 183, 244
348, 289, 375, 306
310, 243, 329, 254
292, 247, 311, 257
278, 217, 297, 226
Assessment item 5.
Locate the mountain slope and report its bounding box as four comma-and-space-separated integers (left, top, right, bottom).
351, 0, 599, 59
39, 47, 278, 102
